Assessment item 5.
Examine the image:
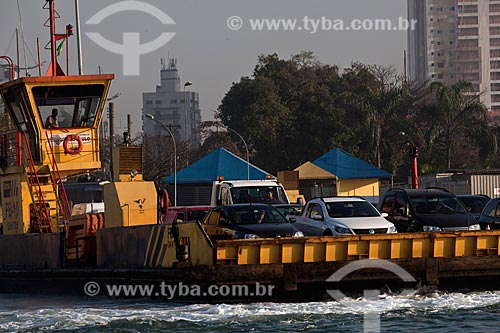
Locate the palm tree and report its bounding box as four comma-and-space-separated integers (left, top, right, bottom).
420, 81, 493, 169
339, 64, 414, 168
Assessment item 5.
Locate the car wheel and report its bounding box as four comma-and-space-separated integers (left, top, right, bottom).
323, 229, 333, 236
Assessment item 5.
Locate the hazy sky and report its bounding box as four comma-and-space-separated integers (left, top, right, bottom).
0, 0, 407, 136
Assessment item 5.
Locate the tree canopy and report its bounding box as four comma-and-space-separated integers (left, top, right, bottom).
210, 52, 497, 182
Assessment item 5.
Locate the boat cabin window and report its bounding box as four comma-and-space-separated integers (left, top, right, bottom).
2, 88, 29, 131
33, 84, 104, 129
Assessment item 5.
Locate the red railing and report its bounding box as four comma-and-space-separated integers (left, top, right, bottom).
21, 131, 52, 232
45, 131, 71, 224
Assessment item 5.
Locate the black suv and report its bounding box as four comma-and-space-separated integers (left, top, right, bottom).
456, 195, 490, 221
377, 188, 480, 232
478, 198, 500, 230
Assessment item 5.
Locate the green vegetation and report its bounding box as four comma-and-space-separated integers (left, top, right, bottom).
200, 52, 496, 182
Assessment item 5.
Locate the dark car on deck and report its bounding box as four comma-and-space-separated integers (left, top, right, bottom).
456, 195, 490, 221
202, 203, 303, 240
478, 197, 500, 230
378, 188, 480, 232
273, 203, 303, 218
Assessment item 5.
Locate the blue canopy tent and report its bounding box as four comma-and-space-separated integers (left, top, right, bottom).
163, 148, 273, 205
163, 148, 272, 184
312, 148, 392, 180
295, 148, 392, 202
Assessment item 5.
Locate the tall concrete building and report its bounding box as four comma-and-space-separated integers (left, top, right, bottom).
408, 0, 500, 113
142, 58, 201, 143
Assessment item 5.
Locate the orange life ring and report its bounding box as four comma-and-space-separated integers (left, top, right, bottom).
159, 189, 169, 214
63, 134, 83, 155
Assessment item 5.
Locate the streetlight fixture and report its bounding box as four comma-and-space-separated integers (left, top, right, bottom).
225, 127, 250, 180
146, 114, 177, 206
183, 81, 192, 167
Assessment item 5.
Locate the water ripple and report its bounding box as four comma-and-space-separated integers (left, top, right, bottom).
0, 291, 499, 332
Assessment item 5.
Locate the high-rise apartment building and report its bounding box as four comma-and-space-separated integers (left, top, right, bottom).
142, 58, 201, 143
408, 0, 500, 113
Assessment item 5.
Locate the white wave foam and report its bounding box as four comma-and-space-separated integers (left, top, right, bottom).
0, 291, 499, 330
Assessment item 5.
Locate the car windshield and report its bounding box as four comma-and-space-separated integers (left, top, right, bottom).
274, 205, 302, 216
409, 195, 468, 214
325, 201, 380, 218
231, 186, 288, 204
231, 206, 288, 225
458, 197, 490, 214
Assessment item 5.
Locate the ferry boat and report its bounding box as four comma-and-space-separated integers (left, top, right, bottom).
0, 0, 499, 301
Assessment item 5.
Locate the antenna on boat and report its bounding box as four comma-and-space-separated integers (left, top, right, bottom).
45, 0, 58, 76
43, 0, 70, 77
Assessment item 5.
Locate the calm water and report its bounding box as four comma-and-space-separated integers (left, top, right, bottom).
1, 291, 500, 332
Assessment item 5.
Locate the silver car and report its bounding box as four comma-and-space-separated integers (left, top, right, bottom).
294, 197, 397, 236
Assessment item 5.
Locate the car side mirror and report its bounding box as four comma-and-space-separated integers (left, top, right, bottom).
297, 197, 304, 205
288, 217, 297, 223
381, 212, 389, 218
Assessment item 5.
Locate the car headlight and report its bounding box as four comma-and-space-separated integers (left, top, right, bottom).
388, 226, 397, 234
423, 225, 443, 232
293, 231, 304, 238
468, 224, 481, 231
333, 226, 353, 234
244, 234, 259, 239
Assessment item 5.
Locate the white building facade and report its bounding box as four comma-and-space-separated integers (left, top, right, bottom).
142, 59, 201, 143
408, 0, 500, 113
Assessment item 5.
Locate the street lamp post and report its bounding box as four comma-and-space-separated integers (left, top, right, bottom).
226, 127, 250, 180
146, 114, 177, 206
183, 81, 192, 167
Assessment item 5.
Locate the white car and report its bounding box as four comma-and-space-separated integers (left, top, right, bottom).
293, 197, 397, 236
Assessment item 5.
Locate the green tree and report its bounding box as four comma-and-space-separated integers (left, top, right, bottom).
337, 63, 419, 172
218, 52, 343, 172
417, 81, 495, 169
212, 52, 495, 180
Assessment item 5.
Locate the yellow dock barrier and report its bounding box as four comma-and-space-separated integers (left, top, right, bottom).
215, 231, 500, 265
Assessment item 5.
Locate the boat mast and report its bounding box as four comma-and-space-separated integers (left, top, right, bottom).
74, 0, 83, 75
48, 0, 57, 77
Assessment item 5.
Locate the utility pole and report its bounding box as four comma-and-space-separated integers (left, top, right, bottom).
74, 0, 83, 74
109, 102, 115, 181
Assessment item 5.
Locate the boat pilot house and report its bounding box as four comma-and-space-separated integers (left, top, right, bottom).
0, 75, 113, 234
